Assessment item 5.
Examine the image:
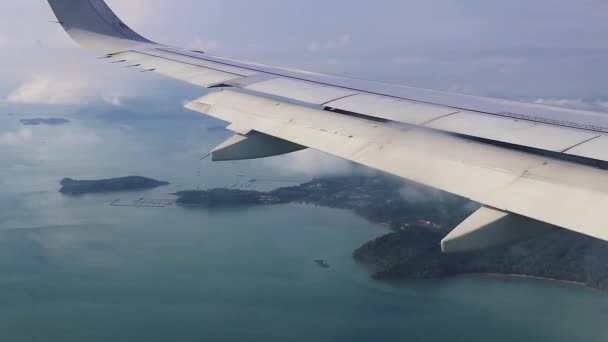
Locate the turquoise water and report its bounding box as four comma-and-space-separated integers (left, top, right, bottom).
0, 112, 606, 341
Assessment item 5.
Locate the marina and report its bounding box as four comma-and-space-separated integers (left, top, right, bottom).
110, 198, 176, 208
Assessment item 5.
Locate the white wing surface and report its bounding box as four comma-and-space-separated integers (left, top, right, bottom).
47, 0, 608, 251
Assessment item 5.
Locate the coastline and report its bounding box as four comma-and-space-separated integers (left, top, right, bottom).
171, 176, 608, 294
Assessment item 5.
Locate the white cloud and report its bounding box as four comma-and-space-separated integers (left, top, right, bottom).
264, 149, 353, 177
4, 73, 135, 106
391, 57, 428, 65
307, 33, 351, 52
534, 98, 608, 112
470, 57, 529, 74
102, 93, 125, 107
399, 186, 450, 204
479, 57, 529, 65
307, 42, 319, 52
107, 0, 165, 27
187, 37, 223, 52
50, 131, 101, 145
118, 124, 134, 132
4, 76, 90, 105
0, 128, 33, 146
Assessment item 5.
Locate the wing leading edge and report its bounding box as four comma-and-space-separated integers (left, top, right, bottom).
47, 0, 608, 251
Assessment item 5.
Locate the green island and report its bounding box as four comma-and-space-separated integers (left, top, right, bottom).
59, 176, 169, 195
174, 174, 608, 292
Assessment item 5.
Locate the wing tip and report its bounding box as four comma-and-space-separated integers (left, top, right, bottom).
47, 0, 154, 53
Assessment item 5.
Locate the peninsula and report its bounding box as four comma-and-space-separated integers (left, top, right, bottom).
174, 174, 608, 292
59, 176, 169, 195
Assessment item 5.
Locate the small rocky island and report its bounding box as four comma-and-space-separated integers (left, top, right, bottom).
60, 176, 169, 195
20, 118, 70, 126
174, 174, 608, 292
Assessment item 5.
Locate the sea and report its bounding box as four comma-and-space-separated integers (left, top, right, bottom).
0, 107, 606, 342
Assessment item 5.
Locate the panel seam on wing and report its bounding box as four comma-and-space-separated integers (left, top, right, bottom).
561, 135, 602, 153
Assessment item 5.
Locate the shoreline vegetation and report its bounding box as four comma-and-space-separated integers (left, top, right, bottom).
172, 174, 608, 293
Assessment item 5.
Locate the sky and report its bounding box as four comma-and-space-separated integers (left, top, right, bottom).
3, 0, 608, 111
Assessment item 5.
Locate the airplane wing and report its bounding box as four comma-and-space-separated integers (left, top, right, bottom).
48, 0, 608, 252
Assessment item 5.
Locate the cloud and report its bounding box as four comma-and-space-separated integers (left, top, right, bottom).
0, 128, 33, 146
4, 73, 134, 106
534, 98, 608, 112
187, 37, 223, 52
102, 93, 126, 107
264, 149, 353, 177
399, 185, 450, 204
5, 76, 90, 105
480, 57, 529, 65
50, 131, 101, 145
307, 33, 351, 52
118, 124, 134, 132
0, 126, 100, 149
107, 0, 167, 27
391, 57, 428, 65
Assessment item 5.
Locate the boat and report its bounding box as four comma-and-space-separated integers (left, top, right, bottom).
314, 259, 330, 268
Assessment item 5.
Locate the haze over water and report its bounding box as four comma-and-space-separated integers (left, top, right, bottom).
0, 109, 606, 341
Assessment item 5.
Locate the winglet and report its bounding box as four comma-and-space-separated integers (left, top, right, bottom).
47, 0, 154, 53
